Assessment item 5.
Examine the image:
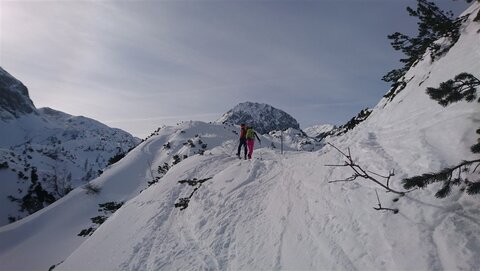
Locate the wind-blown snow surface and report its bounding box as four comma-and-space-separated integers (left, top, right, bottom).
1, 4, 480, 271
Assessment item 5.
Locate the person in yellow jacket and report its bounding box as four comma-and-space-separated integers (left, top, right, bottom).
245, 126, 261, 159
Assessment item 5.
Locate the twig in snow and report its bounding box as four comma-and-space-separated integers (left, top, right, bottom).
373, 190, 399, 214
325, 142, 407, 195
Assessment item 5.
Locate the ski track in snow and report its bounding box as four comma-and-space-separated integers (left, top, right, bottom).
271, 154, 387, 271
112, 154, 278, 270
358, 132, 401, 172
12, 139, 480, 271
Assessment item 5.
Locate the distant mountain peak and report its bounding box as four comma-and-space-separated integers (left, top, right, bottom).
0, 67, 37, 120
216, 101, 300, 134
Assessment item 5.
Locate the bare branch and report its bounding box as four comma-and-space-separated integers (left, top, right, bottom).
373, 206, 399, 214
367, 170, 394, 179
375, 189, 381, 209
327, 143, 406, 195
325, 163, 349, 167
473, 162, 480, 173
328, 175, 359, 183
373, 190, 399, 214
327, 142, 351, 158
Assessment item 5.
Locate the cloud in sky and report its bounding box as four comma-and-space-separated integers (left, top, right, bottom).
0, 0, 471, 137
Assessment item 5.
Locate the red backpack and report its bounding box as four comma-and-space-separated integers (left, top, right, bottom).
240, 127, 246, 139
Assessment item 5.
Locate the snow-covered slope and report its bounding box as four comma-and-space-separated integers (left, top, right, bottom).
0, 121, 247, 270
217, 101, 300, 134
0, 68, 140, 226
1, 3, 479, 271
303, 124, 335, 138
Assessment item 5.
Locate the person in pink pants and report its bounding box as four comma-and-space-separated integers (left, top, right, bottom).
245, 126, 261, 159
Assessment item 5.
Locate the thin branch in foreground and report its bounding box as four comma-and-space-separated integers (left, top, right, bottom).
329, 175, 359, 183
374, 190, 399, 214
473, 162, 480, 173
325, 142, 407, 195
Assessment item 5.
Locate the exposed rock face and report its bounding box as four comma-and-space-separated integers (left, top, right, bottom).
0, 68, 37, 119
217, 102, 300, 134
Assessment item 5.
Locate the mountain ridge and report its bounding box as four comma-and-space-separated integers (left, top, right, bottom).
0, 68, 140, 226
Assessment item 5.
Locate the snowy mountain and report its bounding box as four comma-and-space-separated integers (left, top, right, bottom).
0, 68, 140, 226
0, 3, 479, 271
216, 101, 300, 134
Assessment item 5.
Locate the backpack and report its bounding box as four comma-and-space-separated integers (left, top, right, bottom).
240, 127, 246, 139
246, 128, 255, 139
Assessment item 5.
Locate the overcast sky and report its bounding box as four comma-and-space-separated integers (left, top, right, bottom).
1, 0, 471, 138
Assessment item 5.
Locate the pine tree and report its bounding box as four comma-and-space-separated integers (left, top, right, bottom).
382, 68, 408, 99
402, 73, 480, 197
405, 0, 463, 61
30, 167, 38, 183
426, 72, 480, 106
383, 0, 467, 100
13, 167, 55, 214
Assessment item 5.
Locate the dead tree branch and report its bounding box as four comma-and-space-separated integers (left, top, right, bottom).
326, 143, 407, 195
374, 190, 399, 214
